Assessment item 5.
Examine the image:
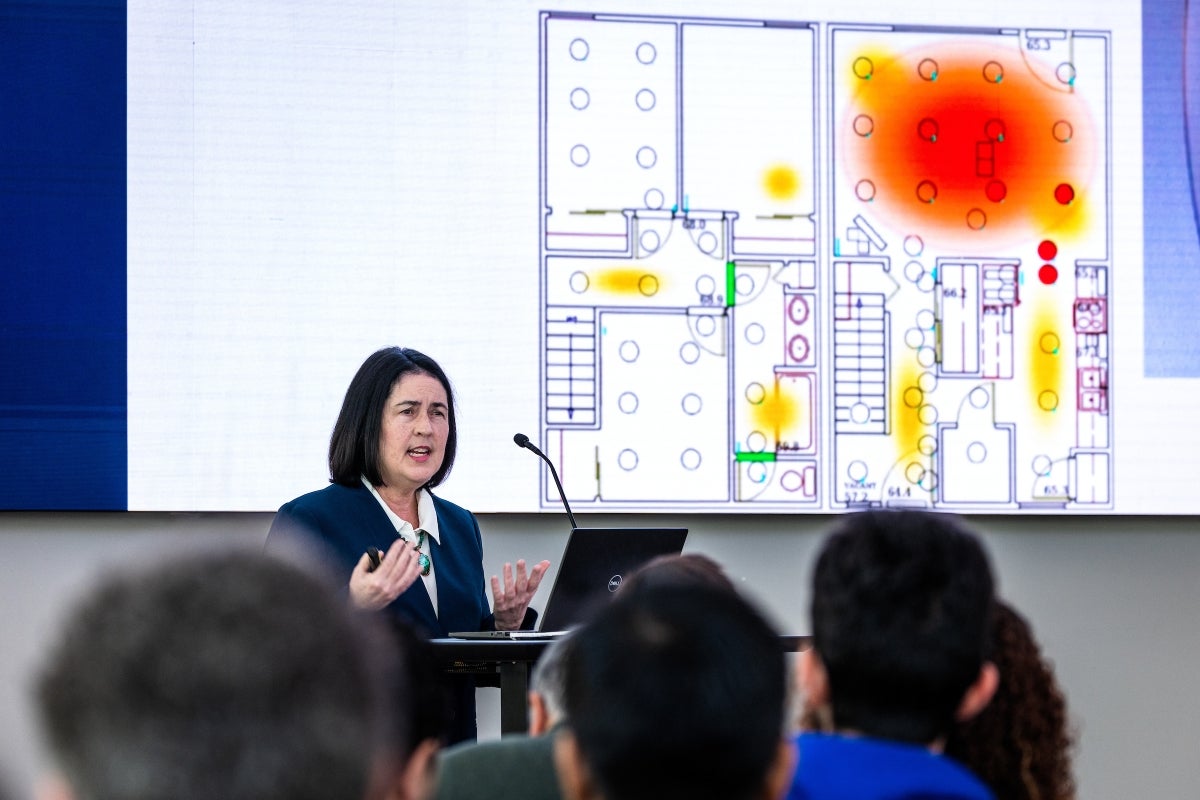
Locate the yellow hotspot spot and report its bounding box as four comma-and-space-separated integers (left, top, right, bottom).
1034, 192, 1091, 242
596, 268, 662, 296
763, 165, 801, 200
1028, 304, 1065, 424
1038, 390, 1059, 412
891, 359, 925, 455
751, 381, 801, 437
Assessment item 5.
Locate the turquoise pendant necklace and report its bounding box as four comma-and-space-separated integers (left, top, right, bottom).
413, 530, 431, 576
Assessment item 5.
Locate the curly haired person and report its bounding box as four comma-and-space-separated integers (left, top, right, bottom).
945, 600, 1077, 800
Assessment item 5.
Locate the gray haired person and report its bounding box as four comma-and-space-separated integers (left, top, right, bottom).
434, 633, 575, 800
35, 548, 409, 800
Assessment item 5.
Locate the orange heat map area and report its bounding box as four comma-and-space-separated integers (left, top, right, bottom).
842, 42, 1095, 250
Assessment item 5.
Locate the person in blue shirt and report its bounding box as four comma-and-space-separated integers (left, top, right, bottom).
789, 510, 1000, 800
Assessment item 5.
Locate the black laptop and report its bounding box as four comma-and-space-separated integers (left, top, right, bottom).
451, 527, 688, 638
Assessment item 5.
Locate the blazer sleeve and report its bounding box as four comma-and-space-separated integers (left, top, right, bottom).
263, 485, 397, 594
265, 498, 336, 567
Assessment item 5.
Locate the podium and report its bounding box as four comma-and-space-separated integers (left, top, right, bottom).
430, 638, 554, 734
430, 634, 810, 736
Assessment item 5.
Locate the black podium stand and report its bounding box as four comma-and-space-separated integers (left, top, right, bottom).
430, 638, 555, 735
430, 635, 810, 736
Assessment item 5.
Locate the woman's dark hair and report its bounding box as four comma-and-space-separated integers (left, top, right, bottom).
328, 347, 457, 489
945, 600, 1076, 800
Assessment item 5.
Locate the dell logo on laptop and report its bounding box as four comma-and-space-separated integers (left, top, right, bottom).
607, 574, 623, 592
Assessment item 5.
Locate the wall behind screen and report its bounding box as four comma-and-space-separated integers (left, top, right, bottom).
0, 512, 1198, 799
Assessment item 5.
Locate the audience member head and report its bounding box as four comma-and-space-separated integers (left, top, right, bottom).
557, 583, 793, 800
0, 767, 15, 800
617, 552, 736, 596
802, 510, 998, 746
945, 600, 1076, 800
383, 622, 452, 800
36, 548, 405, 800
528, 633, 574, 735
329, 346, 458, 489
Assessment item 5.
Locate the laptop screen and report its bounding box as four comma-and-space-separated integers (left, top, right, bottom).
537, 527, 688, 632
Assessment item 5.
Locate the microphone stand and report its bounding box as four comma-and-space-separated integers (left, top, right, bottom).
513, 433, 578, 528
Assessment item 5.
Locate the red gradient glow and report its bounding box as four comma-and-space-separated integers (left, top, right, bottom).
840, 41, 1095, 249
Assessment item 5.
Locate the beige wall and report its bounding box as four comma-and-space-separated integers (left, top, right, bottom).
2, 512, 1198, 799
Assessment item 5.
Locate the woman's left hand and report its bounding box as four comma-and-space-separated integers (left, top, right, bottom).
491, 558, 552, 631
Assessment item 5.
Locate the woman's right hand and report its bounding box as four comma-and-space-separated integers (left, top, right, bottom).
349, 538, 423, 611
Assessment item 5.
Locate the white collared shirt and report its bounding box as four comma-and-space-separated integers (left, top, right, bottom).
363, 477, 440, 616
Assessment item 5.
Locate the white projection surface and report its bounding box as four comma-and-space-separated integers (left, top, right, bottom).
127, 0, 1197, 513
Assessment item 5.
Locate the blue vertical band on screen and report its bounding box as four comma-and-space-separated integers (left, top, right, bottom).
0, 1, 127, 509
1142, 0, 1200, 377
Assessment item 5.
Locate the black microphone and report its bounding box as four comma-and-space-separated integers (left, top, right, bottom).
513, 432, 578, 529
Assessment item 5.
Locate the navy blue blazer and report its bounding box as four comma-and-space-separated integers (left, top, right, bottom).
266, 482, 499, 742
266, 481, 495, 637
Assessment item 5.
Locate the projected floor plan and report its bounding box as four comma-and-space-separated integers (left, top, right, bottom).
538, 12, 1112, 511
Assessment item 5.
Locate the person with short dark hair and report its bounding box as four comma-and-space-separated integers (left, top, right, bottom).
945, 600, 1077, 800
556, 583, 795, 800
35, 549, 402, 800
788, 509, 999, 800
267, 346, 550, 742
434, 634, 575, 800
615, 551, 736, 596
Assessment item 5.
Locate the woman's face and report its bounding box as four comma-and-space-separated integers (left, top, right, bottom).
377, 371, 449, 494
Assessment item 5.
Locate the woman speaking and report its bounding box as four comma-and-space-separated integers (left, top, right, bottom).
267, 346, 550, 742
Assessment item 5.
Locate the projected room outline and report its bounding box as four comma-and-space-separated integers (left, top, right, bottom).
538, 12, 1112, 511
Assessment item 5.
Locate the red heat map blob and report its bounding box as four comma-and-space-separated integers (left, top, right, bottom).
841, 41, 1094, 250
